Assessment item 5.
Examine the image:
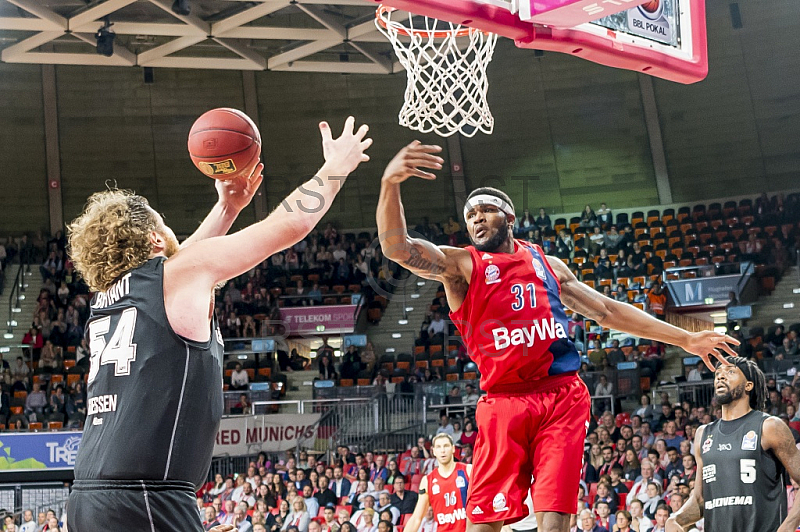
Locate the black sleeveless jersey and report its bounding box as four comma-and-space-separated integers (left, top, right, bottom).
74, 257, 224, 488
700, 410, 787, 532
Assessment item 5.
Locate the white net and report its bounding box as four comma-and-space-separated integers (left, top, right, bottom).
376, 6, 498, 138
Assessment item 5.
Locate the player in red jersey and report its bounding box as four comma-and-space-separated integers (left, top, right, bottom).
404, 434, 472, 532
375, 142, 740, 532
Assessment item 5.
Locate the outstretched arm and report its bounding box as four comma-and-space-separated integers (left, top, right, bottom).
402, 476, 430, 532
763, 417, 800, 532
667, 426, 706, 531
546, 256, 738, 370
376, 141, 468, 282
181, 163, 264, 249
168, 117, 371, 287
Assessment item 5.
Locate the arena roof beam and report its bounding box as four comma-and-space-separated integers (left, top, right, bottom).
6, 0, 66, 29
68, 0, 138, 31
267, 39, 340, 69
214, 37, 268, 70
212, 0, 291, 37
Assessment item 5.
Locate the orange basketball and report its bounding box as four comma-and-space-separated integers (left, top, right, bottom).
188, 108, 262, 180
640, 0, 660, 13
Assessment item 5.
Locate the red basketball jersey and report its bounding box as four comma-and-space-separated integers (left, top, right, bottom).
449, 240, 580, 392
427, 462, 470, 532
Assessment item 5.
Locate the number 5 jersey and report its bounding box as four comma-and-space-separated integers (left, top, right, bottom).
700, 409, 788, 532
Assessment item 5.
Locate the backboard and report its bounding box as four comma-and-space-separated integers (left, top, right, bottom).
373, 0, 708, 84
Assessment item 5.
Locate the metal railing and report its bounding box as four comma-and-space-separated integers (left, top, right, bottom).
653, 380, 715, 408
5, 253, 26, 338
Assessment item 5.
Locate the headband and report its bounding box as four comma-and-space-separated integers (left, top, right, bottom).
463, 194, 515, 222
733, 358, 754, 383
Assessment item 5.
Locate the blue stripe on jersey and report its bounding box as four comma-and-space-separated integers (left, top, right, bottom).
457, 470, 469, 507
524, 245, 581, 376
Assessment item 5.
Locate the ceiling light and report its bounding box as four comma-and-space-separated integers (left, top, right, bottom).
405, 307, 414, 312
95, 21, 115, 57
392, 333, 402, 338
410, 294, 420, 299
783, 303, 795, 309
386, 348, 396, 353
774, 318, 784, 324
398, 319, 408, 325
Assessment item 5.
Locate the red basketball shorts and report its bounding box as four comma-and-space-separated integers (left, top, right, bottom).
466, 373, 590, 523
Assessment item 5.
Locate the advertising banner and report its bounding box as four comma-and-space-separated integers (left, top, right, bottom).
666, 275, 740, 307
279, 305, 357, 335
213, 414, 320, 456
0, 432, 82, 471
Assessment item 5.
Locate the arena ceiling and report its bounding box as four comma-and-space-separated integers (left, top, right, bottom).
0, 0, 407, 73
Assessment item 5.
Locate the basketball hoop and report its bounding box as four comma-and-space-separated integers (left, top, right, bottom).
375, 5, 498, 137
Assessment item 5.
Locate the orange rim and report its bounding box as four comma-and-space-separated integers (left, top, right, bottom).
375, 4, 476, 39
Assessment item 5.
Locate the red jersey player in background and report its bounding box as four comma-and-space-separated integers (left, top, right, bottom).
375, 142, 739, 532
404, 434, 472, 532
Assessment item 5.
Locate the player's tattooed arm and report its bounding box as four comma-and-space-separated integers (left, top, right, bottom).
763, 417, 800, 532
377, 145, 469, 283
667, 427, 706, 531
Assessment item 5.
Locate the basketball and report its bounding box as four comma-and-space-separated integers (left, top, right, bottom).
188, 108, 262, 180
640, 0, 660, 13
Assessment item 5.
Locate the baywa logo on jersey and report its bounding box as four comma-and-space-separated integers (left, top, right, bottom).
741, 430, 758, 451
456, 476, 466, 489
702, 434, 713, 454
531, 257, 547, 281
492, 318, 567, 350
485, 265, 501, 285
492, 493, 508, 512
431, 483, 440, 495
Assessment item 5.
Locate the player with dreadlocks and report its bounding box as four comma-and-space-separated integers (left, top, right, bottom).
667, 356, 800, 532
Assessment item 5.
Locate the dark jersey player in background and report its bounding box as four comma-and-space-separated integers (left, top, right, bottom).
65, 117, 372, 531
667, 357, 800, 532
376, 141, 741, 532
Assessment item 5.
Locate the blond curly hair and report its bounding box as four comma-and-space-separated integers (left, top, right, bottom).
68, 190, 160, 292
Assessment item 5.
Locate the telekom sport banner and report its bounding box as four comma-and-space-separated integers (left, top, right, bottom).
279, 305, 357, 335
0, 431, 82, 471
214, 414, 320, 457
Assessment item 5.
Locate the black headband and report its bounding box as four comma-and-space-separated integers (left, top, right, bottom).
732, 358, 754, 383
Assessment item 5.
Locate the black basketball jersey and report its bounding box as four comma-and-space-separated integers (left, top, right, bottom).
700, 410, 787, 532
74, 257, 224, 488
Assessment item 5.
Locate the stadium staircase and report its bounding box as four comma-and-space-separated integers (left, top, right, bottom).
280, 369, 318, 413
749, 264, 800, 329
366, 274, 442, 357
1, 263, 35, 348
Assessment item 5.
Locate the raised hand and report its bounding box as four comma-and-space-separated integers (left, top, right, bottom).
381, 141, 443, 184
681, 330, 739, 371
319, 116, 373, 176
215, 162, 264, 213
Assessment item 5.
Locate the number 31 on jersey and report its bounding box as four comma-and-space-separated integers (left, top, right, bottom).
87, 308, 139, 384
